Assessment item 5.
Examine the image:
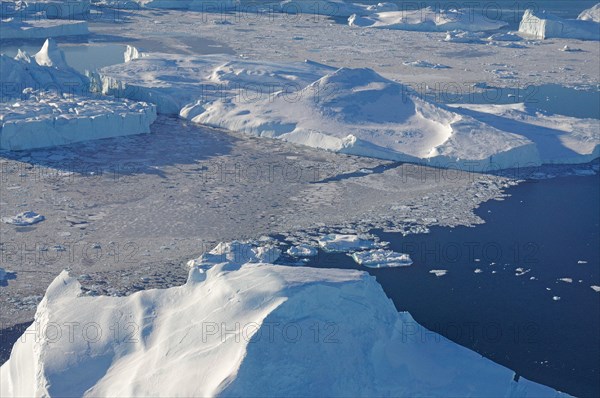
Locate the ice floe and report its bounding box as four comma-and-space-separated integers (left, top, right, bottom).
2, 211, 45, 226
519, 8, 600, 40
429, 269, 448, 277
0, 246, 569, 397
348, 7, 507, 31
591, 285, 600, 292
349, 249, 412, 268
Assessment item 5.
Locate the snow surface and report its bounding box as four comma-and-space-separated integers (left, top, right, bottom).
519, 9, 600, 40
0, 246, 570, 397
349, 249, 413, 268
1, 211, 45, 226
0, 18, 88, 40
317, 233, 378, 252
578, 3, 600, 22
348, 7, 508, 31
1, 0, 90, 18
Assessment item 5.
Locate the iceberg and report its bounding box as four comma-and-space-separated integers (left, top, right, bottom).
0, 18, 88, 39
578, 3, 600, 22
349, 249, 413, 268
0, 0, 90, 19
0, 243, 570, 397
1, 39, 89, 98
0, 90, 157, 150
429, 269, 448, 277
518, 9, 600, 40
317, 233, 378, 252
286, 243, 318, 257
1, 211, 45, 226
348, 7, 508, 31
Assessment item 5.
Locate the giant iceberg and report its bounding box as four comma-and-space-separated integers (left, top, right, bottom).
0, 243, 571, 397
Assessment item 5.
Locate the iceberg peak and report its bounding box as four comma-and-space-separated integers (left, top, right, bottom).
34, 38, 69, 69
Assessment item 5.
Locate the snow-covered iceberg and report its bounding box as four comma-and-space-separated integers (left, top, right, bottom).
1, 39, 89, 98
0, 245, 570, 397
318, 233, 379, 252
578, 3, 600, 22
348, 7, 508, 31
0, 18, 88, 39
519, 8, 600, 40
182, 67, 538, 170
94, 51, 335, 115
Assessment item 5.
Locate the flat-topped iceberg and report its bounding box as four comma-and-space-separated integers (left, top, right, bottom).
0, 90, 156, 150
350, 249, 413, 268
0, 18, 88, 39
348, 7, 508, 31
0, 242, 570, 397
519, 8, 600, 40
318, 233, 379, 252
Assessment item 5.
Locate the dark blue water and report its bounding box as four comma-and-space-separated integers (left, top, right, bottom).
294, 175, 600, 397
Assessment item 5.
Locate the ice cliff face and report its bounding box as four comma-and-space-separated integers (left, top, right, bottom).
0, 242, 570, 397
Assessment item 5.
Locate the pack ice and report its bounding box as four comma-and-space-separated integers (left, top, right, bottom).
0, 242, 570, 397
0, 40, 157, 150
519, 8, 600, 40
98, 51, 599, 170
348, 7, 508, 31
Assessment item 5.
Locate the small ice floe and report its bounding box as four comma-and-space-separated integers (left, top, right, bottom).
515, 267, 531, 276
559, 45, 582, 52
2, 211, 45, 226
552, 296, 561, 301
590, 285, 600, 293
530, 276, 537, 280
474, 269, 483, 274
429, 269, 448, 277
474, 258, 481, 262
286, 244, 318, 257
558, 278, 573, 283
402, 60, 450, 69
577, 260, 588, 264
349, 249, 412, 269
317, 234, 378, 252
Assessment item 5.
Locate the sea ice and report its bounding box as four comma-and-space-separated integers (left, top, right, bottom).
519, 8, 600, 40
0, 246, 569, 397
2, 211, 45, 226
591, 285, 600, 292
349, 249, 412, 268
558, 278, 573, 283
